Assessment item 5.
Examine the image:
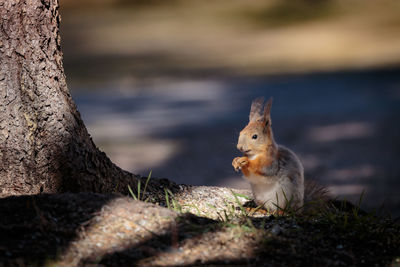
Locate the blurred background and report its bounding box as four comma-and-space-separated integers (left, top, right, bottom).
60, 0, 400, 216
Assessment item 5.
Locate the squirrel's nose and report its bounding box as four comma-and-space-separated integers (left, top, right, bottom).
237, 145, 244, 152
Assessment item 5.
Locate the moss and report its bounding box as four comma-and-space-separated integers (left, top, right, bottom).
23, 112, 38, 147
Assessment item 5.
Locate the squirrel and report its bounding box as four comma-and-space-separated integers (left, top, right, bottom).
232, 97, 306, 212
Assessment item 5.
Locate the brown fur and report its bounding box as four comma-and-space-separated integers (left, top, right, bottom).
249, 97, 265, 122
233, 98, 277, 173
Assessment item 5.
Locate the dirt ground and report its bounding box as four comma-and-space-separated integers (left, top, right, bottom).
1, 192, 399, 266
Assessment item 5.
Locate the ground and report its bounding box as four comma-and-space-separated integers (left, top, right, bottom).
0, 187, 399, 266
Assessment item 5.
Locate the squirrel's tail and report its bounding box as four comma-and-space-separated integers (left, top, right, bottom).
303, 180, 331, 213
304, 180, 330, 203
302, 180, 368, 215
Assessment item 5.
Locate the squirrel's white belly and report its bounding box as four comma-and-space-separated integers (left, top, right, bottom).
244, 173, 278, 185
247, 174, 301, 211
250, 181, 282, 210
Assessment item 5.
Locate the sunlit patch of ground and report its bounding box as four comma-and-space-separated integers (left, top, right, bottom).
307, 122, 375, 142
100, 140, 181, 174
57, 198, 178, 265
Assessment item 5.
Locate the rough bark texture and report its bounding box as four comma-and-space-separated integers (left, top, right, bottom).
0, 0, 137, 196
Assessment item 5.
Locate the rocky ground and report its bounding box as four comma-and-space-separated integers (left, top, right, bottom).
0, 183, 399, 266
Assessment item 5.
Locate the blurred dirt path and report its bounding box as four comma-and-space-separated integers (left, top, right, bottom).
61, 0, 400, 85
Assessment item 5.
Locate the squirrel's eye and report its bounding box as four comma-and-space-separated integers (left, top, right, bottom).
252, 134, 258, 139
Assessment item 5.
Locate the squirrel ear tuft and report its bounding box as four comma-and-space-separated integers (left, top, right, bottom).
263, 97, 273, 121
249, 97, 265, 122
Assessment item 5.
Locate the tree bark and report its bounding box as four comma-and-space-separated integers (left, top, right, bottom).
0, 0, 137, 196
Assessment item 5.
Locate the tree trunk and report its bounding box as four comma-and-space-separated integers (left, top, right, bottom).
0, 0, 137, 196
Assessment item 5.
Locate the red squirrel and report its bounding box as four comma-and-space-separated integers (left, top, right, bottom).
232, 97, 304, 212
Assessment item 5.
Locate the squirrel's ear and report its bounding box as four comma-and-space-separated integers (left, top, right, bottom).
249, 97, 265, 122
263, 97, 273, 122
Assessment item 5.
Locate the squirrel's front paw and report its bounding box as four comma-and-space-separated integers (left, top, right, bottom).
232, 157, 249, 172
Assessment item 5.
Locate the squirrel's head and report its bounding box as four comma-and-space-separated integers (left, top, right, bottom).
237, 97, 277, 158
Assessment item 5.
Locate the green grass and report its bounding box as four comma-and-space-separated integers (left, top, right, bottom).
128, 170, 152, 202
164, 188, 183, 212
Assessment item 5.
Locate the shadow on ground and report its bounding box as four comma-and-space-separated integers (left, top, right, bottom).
2, 193, 398, 266
0, 193, 118, 265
